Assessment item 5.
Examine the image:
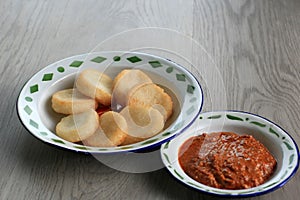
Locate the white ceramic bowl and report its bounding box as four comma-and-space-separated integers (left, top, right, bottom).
161, 111, 299, 197
17, 51, 203, 153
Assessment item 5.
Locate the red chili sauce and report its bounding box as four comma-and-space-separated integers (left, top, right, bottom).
179, 132, 277, 189
96, 105, 111, 117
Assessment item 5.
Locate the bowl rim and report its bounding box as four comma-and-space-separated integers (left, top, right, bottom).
160, 110, 300, 197
16, 51, 204, 153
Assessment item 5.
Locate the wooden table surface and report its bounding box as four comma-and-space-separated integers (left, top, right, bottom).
1, 0, 299, 199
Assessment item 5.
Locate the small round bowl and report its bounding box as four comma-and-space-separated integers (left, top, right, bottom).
160, 111, 299, 197
17, 51, 203, 153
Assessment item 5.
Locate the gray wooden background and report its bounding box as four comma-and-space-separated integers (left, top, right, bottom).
0, 0, 299, 199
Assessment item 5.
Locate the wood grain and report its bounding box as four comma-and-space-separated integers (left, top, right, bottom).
0, 0, 299, 199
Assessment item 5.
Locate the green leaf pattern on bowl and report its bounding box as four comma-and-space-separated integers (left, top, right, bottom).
161, 112, 299, 196
18, 52, 202, 153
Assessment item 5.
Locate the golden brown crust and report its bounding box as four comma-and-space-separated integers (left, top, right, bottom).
112, 69, 130, 90
76, 69, 113, 106
121, 135, 145, 145
112, 69, 152, 109
54, 69, 175, 147
120, 105, 164, 145
97, 111, 128, 146
56, 109, 99, 142
82, 127, 116, 147
51, 88, 98, 114
112, 69, 152, 89
128, 83, 173, 120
